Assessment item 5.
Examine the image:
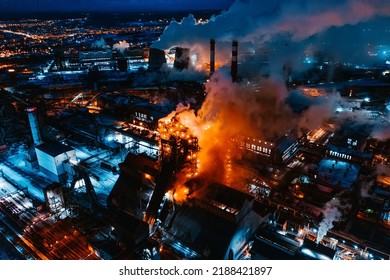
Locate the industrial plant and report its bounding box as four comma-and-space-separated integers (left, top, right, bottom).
0, 1, 390, 261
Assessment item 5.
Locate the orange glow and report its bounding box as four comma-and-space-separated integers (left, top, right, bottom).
378, 176, 390, 186
168, 185, 190, 203
301, 87, 326, 97
156, 76, 292, 195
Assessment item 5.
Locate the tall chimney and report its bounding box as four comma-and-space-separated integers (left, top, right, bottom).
26, 107, 42, 145
231, 40, 238, 82
210, 39, 215, 76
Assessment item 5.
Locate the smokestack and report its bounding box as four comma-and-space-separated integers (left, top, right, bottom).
26, 107, 42, 145
231, 40, 238, 82
210, 39, 215, 76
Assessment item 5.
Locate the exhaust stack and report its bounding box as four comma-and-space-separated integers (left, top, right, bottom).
26, 107, 42, 145
210, 39, 215, 76
231, 40, 238, 82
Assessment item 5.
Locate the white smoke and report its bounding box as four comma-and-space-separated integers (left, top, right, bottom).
360, 177, 375, 198
152, 0, 390, 76
91, 38, 109, 49
360, 164, 390, 198
113, 40, 130, 53
153, 0, 390, 59
316, 197, 351, 243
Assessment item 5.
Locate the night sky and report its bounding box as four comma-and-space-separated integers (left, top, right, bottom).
0, 0, 235, 12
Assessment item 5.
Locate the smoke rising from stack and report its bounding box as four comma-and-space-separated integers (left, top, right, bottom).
316, 196, 351, 244
152, 0, 390, 72
316, 198, 342, 244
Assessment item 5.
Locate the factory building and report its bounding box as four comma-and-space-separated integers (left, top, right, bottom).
79, 49, 116, 70
51, 46, 147, 73
35, 142, 76, 184
314, 158, 361, 191
131, 102, 170, 130
303, 125, 334, 156
326, 121, 374, 164
160, 179, 273, 259
326, 145, 373, 164
107, 153, 159, 219
114, 48, 148, 72
239, 134, 299, 164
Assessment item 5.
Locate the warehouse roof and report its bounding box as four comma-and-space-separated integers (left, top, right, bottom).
35, 142, 74, 157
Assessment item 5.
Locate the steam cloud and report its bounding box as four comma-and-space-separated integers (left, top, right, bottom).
360, 177, 375, 198
153, 0, 390, 70
371, 122, 390, 141
91, 38, 108, 49
316, 196, 351, 243
360, 164, 390, 198
113, 40, 130, 53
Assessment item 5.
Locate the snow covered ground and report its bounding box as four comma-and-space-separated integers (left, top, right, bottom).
0, 163, 45, 202
0, 177, 18, 198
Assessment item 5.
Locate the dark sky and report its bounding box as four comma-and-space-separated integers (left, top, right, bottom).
0, 0, 235, 12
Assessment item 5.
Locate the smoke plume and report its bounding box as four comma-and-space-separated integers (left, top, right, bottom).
152, 0, 390, 71
91, 38, 108, 49
371, 122, 390, 141
113, 40, 130, 53
360, 164, 390, 198
316, 196, 351, 243
166, 70, 337, 184
359, 177, 375, 198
